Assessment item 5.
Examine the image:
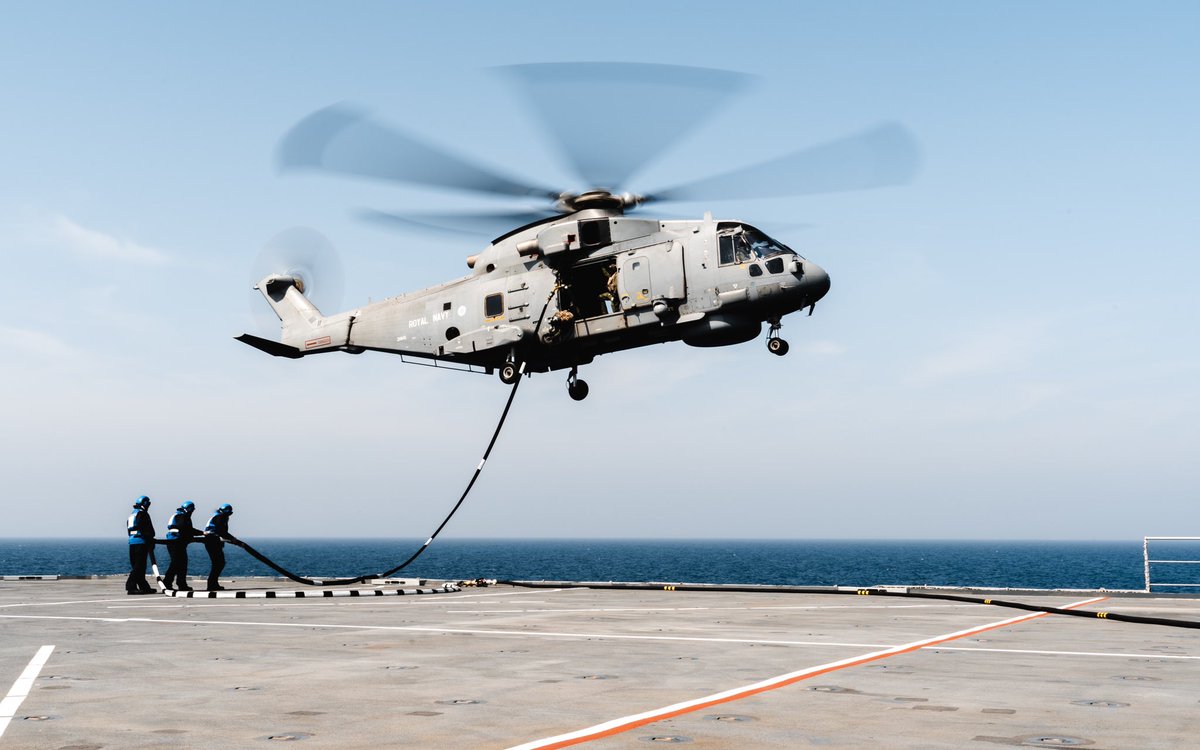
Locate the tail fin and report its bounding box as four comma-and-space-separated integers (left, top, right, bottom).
239, 274, 352, 356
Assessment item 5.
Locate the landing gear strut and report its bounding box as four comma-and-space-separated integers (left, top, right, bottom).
567, 366, 589, 401
766, 317, 789, 356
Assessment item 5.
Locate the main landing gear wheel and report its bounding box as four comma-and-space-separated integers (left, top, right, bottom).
766, 317, 789, 356
567, 367, 589, 401
499, 362, 521, 384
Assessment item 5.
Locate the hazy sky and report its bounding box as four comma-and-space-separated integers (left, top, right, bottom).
2, 2, 1197, 540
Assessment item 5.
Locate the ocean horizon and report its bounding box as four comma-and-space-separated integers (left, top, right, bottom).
5, 538, 1199, 591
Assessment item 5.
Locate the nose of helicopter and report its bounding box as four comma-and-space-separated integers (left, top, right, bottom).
802, 259, 831, 305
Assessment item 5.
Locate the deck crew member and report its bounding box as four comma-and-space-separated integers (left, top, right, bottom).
203, 503, 234, 591
163, 501, 200, 591
125, 495, 156, 595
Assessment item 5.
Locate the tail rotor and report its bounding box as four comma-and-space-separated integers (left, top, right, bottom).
248, 227, 344, 336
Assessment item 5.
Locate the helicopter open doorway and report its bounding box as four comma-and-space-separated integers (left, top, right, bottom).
557, 257, 620, 321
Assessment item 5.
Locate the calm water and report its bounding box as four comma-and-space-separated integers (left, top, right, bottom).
4, 538, 1197, 590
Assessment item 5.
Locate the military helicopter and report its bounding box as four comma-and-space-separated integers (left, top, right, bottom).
238, 63, 918, 400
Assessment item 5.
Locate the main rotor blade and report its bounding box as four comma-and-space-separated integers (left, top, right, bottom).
649, 122, 921, 202
358, 208, 557, 237
497, 63, 754, 191
278, 104, 557, 199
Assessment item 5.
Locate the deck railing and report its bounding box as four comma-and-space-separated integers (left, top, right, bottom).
1143, 536, 1200, 592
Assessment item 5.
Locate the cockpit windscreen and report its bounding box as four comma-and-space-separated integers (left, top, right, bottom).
717, 224, 797, 265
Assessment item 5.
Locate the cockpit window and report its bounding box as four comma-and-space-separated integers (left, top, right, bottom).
719, 234, 735, 265
717, 224, 796, 265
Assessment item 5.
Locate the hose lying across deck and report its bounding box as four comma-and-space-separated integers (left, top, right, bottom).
500, 580, 1200, 630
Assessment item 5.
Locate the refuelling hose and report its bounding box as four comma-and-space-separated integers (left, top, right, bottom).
500, 580, 1200, 630
201, 283, 563, 587
220, 374, 521, 586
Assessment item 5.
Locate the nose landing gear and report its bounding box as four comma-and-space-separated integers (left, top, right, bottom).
766, 318, 789, 356
567, 366, 589, 401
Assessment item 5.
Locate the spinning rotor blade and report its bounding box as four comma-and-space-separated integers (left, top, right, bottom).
278, 104, 557, 199
249, 227, 344, 336
650, 122, 921, 203
358, 208, 557, 237
497, 62, 754, 191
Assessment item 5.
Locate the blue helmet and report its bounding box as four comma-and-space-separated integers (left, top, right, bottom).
218, 503, 233, 516
180, 500, 195, 513
134, 495, 151, 510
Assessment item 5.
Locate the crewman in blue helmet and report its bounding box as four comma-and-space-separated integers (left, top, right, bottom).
125, 495, 156, 595
163, 501, 201, 591
203, 503, 234, 591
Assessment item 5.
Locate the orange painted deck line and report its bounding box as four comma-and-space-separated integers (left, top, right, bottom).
506, 596, 1109, 750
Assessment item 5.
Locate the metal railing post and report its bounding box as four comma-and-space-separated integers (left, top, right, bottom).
1143, 536, 1151, 593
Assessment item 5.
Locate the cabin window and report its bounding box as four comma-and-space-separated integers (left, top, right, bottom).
484, 293, 504, 319
748, 264, 763, 277
765, 257, 785, 274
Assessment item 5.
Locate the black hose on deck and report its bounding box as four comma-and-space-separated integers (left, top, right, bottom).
499, 580, 1200, 630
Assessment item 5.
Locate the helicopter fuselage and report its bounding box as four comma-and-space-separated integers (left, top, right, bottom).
240, 208, 830, 388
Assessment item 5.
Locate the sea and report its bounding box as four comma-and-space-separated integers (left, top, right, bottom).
4, 539, 1200, 591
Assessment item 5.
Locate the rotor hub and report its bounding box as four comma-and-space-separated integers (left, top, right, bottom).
556, 190, 643, 214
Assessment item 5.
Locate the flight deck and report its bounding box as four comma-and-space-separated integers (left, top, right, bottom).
1, 578, 1197, 748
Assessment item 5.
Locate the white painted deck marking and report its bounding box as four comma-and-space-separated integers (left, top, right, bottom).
437, 603, 975, 615
505, 596, 1108, 750
0, 614, 893, 648
0, 645, 54, 739
928, 645, 1200, 660
100, 600, 969, 615
10, 611, 1190, 664
18, 595, 963, 617
0, 598, 136, 609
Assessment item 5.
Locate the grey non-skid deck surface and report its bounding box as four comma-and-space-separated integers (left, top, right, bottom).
1, 580, 1197, 748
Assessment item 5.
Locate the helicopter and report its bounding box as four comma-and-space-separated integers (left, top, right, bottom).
238, 63, 918, 400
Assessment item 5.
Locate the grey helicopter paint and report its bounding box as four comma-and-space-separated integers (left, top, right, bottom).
237, 63, 914, 399
240, 205, 830, 398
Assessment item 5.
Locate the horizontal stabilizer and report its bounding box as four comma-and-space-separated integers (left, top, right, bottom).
235, 333, 304, 359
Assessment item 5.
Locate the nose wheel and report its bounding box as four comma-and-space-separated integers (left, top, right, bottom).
766, 318, 789, 356
567, 367, 589, 401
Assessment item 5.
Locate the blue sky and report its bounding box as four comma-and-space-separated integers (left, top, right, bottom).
1, 2, 1197, 539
